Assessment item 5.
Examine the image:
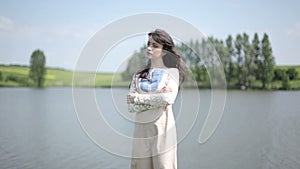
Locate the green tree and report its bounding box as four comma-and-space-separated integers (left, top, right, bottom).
273, 68, 285, 80
282, 71, 291, 90
0, 71, 3, 81
242, 33, 257, 88
260, 33, 275, 89
286, 68, 298, 80
235, 34, 244, 85
225, 35, 236, 84
29, 49, 46, 88
121, 46, 147, 81
178, 40, 208, 82
213, 39, 229, 79
252, 33, 260, 80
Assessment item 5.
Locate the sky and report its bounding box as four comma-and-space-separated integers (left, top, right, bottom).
0, 0, 300, 72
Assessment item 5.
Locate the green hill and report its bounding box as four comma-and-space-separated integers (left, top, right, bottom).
0, 65, 128, 87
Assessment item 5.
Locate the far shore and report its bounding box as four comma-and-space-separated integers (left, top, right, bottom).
0, 64, 299, 90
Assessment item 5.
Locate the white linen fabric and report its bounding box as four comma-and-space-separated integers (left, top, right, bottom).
128, 68, 179, 169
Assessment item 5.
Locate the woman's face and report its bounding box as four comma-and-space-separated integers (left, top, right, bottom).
146, 36, 164, 60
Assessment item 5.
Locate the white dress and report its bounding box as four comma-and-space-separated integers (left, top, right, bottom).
128, 68, 179, 169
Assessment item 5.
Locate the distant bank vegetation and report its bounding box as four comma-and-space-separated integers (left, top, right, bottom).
0, 65, 118, 88
0, 64, 299, 90
122, 33, 299, 90
0, 33, 299, 90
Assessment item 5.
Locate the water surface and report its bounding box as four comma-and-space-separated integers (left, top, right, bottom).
0, 88, 299, 169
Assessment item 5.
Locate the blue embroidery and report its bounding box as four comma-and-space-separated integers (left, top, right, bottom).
140, 69, 164, 92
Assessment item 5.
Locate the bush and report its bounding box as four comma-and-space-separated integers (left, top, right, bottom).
281, 72, 291, 90
286, 68, 298, 80
273, 68, 285, 81
5, 74, 29, 86
274, 68, 299, 81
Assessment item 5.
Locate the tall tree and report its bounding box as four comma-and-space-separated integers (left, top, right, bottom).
121, 45, 147, 81
29, 49, 46, 88
225, 35, 236, 84
0, 71, 3, 81
243, 33, 256, 88
235, 34, 244, 85
281, 71, 291, 90
178, 40, 208, 82
187, 40, 205, 81
251, 33, 260, 81
260, 33, 275, 89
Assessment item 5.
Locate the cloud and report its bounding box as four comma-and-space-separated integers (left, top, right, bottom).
0, 16, 14, 31
287, 22, 300, 37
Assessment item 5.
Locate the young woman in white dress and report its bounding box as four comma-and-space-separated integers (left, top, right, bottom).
127, 29, 186, 169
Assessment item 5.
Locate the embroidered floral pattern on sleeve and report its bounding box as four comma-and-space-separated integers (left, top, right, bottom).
134, 93, 169, 107
128, 73, 158, 113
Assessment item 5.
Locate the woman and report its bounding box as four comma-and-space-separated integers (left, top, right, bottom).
127, 29, 186, 169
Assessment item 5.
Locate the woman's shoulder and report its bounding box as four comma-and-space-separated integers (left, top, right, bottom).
164, 68, 179, 81
166, 67, 178, 72
165, 68, 179, 74
132, 70, 141, 77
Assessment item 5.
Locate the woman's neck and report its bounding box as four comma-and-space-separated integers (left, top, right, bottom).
150, 58, 165, 69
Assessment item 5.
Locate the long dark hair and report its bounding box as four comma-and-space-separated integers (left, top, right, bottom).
137, 29, 186, 88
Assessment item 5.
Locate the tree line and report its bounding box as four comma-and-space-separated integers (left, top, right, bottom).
122, 33, 298, 90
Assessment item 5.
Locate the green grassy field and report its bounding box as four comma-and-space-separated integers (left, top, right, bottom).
0, 65, 130, 87
0, 65, 299, 89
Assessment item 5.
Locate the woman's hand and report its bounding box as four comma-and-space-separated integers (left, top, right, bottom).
160, 86, 172, 93
127, 93, 137, 104
127, 87, 171, 104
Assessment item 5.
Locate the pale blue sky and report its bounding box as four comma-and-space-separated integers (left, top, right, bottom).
1, 0, 300, 72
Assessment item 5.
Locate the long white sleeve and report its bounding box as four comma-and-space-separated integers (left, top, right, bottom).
133, 68, 179, 107
128, 73, 155, 113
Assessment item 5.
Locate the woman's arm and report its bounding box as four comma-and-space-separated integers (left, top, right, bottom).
127, 73, 155, 113
128, 103, 154, 113
133, 69, 179, 107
